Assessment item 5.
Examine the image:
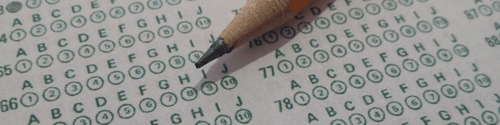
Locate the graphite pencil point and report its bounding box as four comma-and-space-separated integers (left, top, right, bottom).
195, 38, 233, 69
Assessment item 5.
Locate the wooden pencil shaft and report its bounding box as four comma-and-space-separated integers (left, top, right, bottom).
220, 0, 299, 48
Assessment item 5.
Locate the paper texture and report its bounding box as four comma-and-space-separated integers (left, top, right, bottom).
1, 0, 499, 124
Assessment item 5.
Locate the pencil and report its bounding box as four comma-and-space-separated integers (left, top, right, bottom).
194, 0, 314, 68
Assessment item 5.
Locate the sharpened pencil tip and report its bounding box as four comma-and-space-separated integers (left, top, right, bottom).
194, 38, 233, 69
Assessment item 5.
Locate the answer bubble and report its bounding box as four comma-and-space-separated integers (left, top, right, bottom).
160, 92, 178, 107
43, 87, 61, 102
15, 59, 32, 73
36, 54, 53, 68
118, 104, 136, 119
65, 81, 83, 96
30, 24, 47, 37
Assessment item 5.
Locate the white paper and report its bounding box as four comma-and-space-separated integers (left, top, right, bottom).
1, 0, 499, 124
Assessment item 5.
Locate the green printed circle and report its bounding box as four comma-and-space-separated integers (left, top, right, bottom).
87, 76, 104, 91
196, 17, 211, 29
128, 65, 146, 79
437, 49, 453, 62
64, 81, 83, 96
181, 86, 198, 101
433, 16, 449, 29
331, 44, 347, 58
10, 28, 27, 42
312, 85, 329, 100
46, 0, 60, 4
221, 76, 238, 90
262, 31, 279, 43
26, 0, 41, 9
214, 115, 232, 125
138, 30, 155, 43
277, 60, 294, 73
382, 0, 398, 11
99, 40, 115, 53
195, 121, 210, 125
235, 108, 252, 124
188, 50, 204, 63
314, 17, 330, 29
15, 59, 32, 73
129, 2, 145, 14
21, 92, 38, 107
95, 110, 114, 124
331, 119, 347, 125
348, 8, 364, 20
36, 54, 54, 68
149, 60, 166, 74
464, 116, 481, 125
384, 64, 401, 78
169, 55, 186, 69
158, 25, 174, 38
313, 50, 329, 63
117, 103, 136, 119
453, 44, 469, 57
365, 3, 381, 15
423, 89, 440, 104
201, 81, 218, 96
402, 59, 419, 72
295, 54, 312, 68
108, 71, 125, 85
448, 122, 459, 125
331, 12, 347, 24
400, 25, 416, 38
330, 80, 347, 94
348, 39, 364, 52
280, 26, 296, 38
398, 0, 413, 6
147, 0, 163, 10
493, 1, 500, 12
478, 5, 493, 16
349, 113, 367, 125
109, 6, 126, 19
78, 44, 95, 58
349, 75, 365, 89
386, 101, 404, 116
458, 79, 475, 93
57, 49, 75, 63
177, 21, 193, 34
43, 87, 61, 102
294, 91, 310, 106
90, 11, 106, 23
368, 107, 385, 122
139, 98, 156, 113
404, 95, 422, 110
70, 15, 87, 28
160, 92, 178, 107
30, 24, 47, 37
118, 35, 136, 48
475, 74, 491, 88
383, 30, 399, 42
419, 53, 436, 67
297, 22, 313, 34
166, 0, 181, 5
366, 35, 382, 47
366, 69, 383, 83
482, 110, 498, 125
416, 21, 433, 33
73, 116, 91, 125
441, 84, 458, 98
53, 121, 66, 125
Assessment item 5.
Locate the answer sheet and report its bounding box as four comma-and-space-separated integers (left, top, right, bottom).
0, 0, 499, 124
